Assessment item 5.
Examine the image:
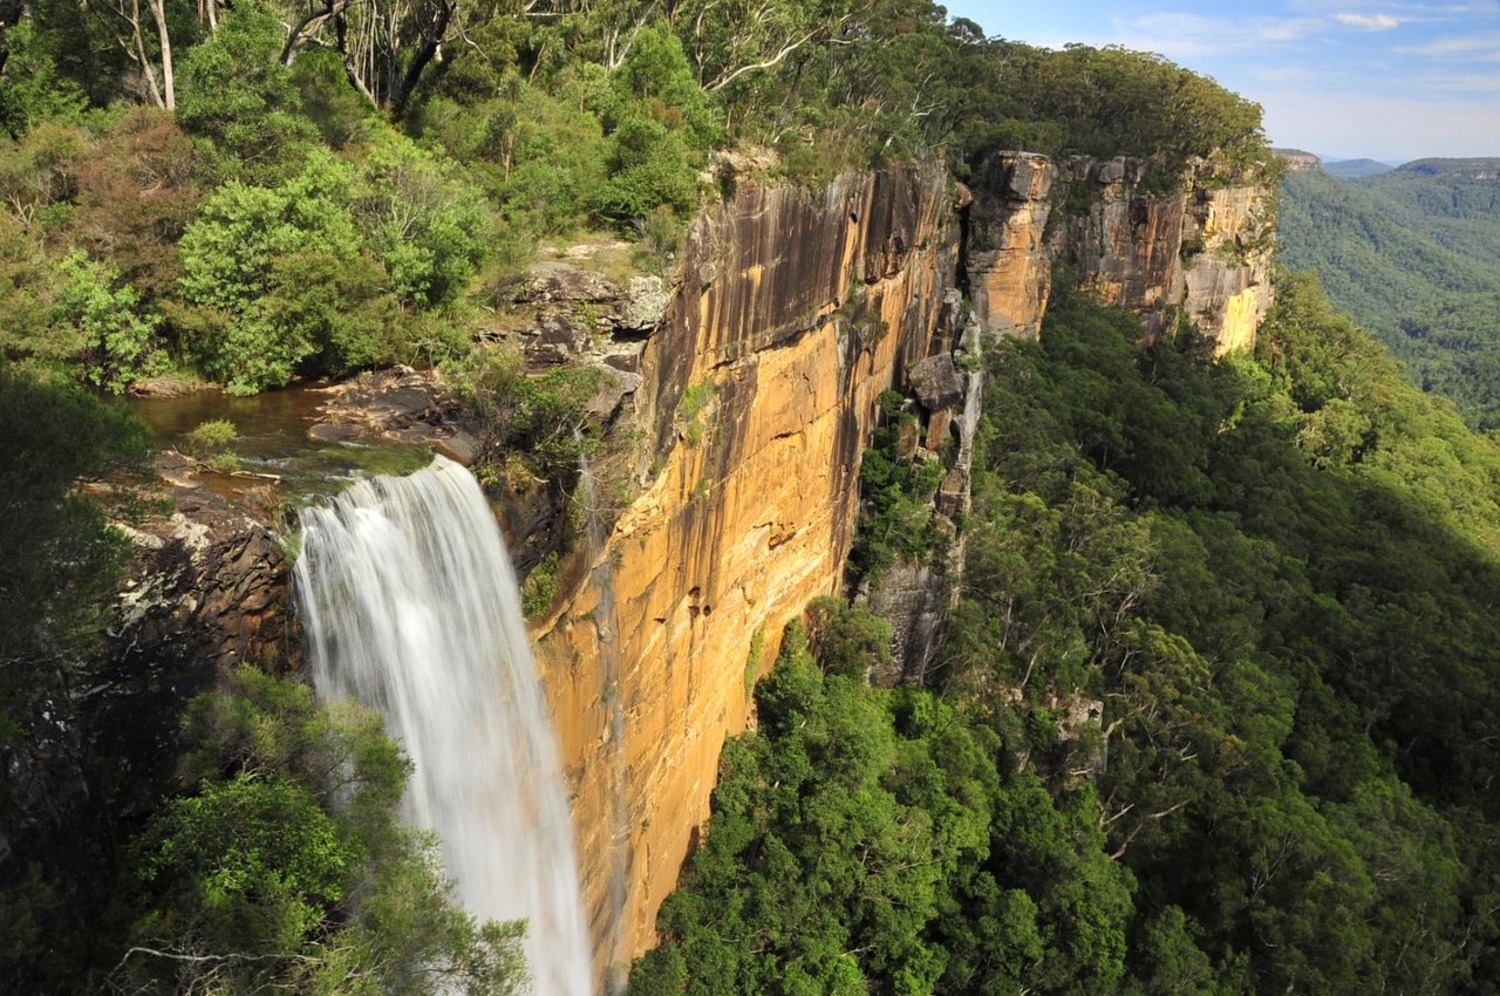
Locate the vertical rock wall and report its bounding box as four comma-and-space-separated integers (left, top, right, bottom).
966, 152, 1056, 340
532, 152, 1278, 984
530, 165, 962, 979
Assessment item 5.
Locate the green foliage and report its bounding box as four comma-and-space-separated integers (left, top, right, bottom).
442, 342, 608, 476
0, 365, 151, 987
948, 277, 1500, 990
174, 149, 400, 392
0, 17, 88, 136
179, 418, 237, 458
521, 551, 561, 619
51, 250, 164, 390
350, 129, 491, 308
0, 365, 150, 680
134, 775, 357, 955
804, 596, 892, 680
1278, 164, 1500, 429
632, 620, 1133, 994
117, 666, 530, 995
176, 2, 318, 180
679, 377, 717, 446
848, 391, 946, 586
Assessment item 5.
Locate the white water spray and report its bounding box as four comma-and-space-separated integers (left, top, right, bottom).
294, 456, 591, 996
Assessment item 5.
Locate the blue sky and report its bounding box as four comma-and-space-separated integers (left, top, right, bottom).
940, 0, 1500, 162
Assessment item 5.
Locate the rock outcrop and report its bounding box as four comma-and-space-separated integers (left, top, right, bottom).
965, 152, 1055, 340
1049, 155, 1276, 355
94, 460, 296, 812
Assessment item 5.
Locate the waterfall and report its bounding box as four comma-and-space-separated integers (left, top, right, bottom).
294, 455, 591, 996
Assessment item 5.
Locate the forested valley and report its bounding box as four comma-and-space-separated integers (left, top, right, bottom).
634, 274, 1500, 993
2, 0, 1497, 993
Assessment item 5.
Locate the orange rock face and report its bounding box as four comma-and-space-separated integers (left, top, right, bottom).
530, 165, 960, 983
966, 152, 1056, 339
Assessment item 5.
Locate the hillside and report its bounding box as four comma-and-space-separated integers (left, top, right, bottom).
1278, 159, 1500, 427
1323, 157, 1392, 178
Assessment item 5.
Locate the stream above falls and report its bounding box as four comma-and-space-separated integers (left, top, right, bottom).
129, 383, 432, 505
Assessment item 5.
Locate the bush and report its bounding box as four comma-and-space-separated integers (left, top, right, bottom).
52, 250, 164, 391
180, 418, 237, 458
174, 150, 401, 393
176, 1, 318, 180
350, 130, 491, 308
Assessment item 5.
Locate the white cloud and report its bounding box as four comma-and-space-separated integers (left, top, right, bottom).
1415, 67, 1500, 88
1334, 12, 1403, 27
1092, 12, 1329, 58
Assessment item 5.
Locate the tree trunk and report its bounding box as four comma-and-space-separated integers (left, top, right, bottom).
146, 0, 174, 109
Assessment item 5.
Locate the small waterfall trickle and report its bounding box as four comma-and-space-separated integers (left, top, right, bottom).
294, 456, 591, 996
575, 432, 629, 993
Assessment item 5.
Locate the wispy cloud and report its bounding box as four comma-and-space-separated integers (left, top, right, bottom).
1334, 12, 1402, 27
1398, 30, 1500, 55
1414, 67, 1500, 88
1099, 12, 1328, 57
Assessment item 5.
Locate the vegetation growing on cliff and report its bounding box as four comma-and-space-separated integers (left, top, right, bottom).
634, 276, 1500, 993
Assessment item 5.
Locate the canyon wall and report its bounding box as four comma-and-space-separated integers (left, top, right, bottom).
530, 164, 963, 979
530, 153, 1279, 982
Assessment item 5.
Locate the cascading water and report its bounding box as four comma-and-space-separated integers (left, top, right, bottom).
294, 455, 591, 996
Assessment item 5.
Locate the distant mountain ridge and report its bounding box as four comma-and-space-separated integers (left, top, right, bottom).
1277, 154, 1500, 428
1396, 157, 1500, 181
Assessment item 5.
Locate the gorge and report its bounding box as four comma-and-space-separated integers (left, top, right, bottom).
14, 9, 1498, 989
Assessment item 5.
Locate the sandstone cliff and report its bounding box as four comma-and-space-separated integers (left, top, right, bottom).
529, 152, 1279, 980
530, 164, 962, 978
965, 152, 1056, 340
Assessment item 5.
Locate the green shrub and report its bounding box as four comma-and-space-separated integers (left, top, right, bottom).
174, 150, 403, 393
679, 378, 717, 446
350, 130, 491, 308
520, 551, 561, 619
180, 418, 237, 458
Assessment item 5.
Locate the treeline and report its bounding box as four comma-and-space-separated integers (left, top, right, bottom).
0, 0, 1269, 396
1278, 163, 1500, 428
632, 274, 1500, 993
